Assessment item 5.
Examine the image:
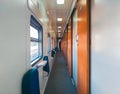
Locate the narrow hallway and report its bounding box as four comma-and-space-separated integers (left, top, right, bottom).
44, 52, 76, 94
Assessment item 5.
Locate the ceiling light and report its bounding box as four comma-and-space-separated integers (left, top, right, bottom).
57, 0, 64, 4
58, 26, 62, 28
57, 18, 62, 21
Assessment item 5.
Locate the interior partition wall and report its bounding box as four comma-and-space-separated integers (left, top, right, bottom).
91, 0, 120, 94
61, 29, 68, 60
72, 9, 78, 87
77, 0, 89, 94
67, 19, 72, 77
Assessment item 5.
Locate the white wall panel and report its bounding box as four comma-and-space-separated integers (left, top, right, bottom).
0, 0, 30, 94
0, 0, 55, 94
91, 0, 120, 94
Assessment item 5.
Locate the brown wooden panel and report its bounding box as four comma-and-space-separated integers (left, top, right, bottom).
61, 31, 68, 59
67, 21, 72, 76
77, 0, 89, 94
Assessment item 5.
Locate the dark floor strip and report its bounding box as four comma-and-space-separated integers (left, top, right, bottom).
44, 52, 76, 94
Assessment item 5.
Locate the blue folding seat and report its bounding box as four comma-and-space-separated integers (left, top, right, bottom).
22, 68, 40, 94
43, 56, 50, 75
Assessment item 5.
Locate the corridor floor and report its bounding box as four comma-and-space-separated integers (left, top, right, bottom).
44, 52, 76, 94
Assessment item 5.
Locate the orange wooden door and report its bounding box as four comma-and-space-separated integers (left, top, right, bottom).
77, 0, 89, 94
67, 20, 72, 76
61, 30, 68, 59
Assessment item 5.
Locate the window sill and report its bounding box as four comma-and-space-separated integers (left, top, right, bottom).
31, 57, 42, 67
36, 60, 47, 68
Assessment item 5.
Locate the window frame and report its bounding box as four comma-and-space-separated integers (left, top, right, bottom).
30, 15, 43, 66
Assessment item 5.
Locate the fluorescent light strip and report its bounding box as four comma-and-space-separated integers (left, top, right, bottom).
58, 26, 62, 28
57, 0, 64, 4
57, 18, 62, 21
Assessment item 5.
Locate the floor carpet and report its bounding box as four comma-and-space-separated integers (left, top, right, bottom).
44, 52, 76, 94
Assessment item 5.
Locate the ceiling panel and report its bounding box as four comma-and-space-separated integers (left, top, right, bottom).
42, 0, 75, 37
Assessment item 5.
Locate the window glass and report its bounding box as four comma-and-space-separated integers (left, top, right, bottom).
30, 15, 43, 65
39, 42, 42, 56
30, 42, 39, 62
30, 26, 38, 39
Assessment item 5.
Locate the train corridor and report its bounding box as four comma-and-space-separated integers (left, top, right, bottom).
44, 52, 76, 94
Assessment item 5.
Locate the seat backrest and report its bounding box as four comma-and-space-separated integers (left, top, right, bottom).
51, 50, 55, 57
22, 68, 40, 94
43, 56, 50, 75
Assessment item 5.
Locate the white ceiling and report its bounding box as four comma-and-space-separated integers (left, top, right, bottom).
43, 0, 75, 37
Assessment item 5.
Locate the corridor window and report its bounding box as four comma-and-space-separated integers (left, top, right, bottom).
30, 15, 43, 65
